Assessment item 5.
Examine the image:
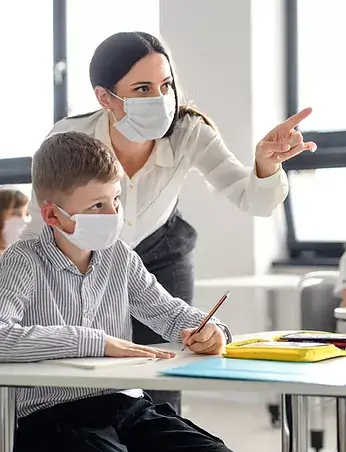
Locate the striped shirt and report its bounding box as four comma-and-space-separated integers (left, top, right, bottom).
0, 225, 212, 418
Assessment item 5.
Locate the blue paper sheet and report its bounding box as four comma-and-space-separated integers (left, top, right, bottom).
160, 357, 346, 385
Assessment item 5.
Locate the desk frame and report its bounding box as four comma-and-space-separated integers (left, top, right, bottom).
1, 385, 346, 452
0, 387, 15, 452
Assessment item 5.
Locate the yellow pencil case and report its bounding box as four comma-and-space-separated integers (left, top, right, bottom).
223, 338, 346, 362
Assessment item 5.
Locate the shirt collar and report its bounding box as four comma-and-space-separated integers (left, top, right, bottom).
94, 110, 175, 169
94, 110, 113, 151
39, 225, 102, 272
153, 138, 175, 168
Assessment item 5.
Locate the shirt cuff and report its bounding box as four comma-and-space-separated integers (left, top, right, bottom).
216, 323, 232, 344
77, 328, 106, 357
335, 282, 346, 297
252, 166, 288, 189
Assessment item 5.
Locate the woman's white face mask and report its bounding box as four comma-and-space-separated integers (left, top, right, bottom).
108, 90, 176, 142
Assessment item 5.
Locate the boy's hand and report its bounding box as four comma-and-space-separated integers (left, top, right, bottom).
181, 323, 226, 355
105, 336, 175, 359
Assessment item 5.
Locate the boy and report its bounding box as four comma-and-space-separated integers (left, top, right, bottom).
0, 132, 233, 452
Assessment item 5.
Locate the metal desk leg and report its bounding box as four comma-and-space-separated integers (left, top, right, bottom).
267, 289, 277, 331
0, 387, 16, 452
266, 290, 281, 426
291, 395, 309, 452
281, 394, 290, 452
337, 397, 346, 452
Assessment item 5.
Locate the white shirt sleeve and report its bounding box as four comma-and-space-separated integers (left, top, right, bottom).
178, 116, 289, 217
21, 190, 43, 240
335, 251, 346, 297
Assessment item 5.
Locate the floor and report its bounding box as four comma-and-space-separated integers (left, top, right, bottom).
182, 392, 338, 452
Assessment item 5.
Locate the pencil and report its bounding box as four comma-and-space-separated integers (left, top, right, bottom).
182, 290, 231, 351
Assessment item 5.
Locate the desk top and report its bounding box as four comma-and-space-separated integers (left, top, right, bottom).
2, 333, 346, 397
195, 274, 301, 290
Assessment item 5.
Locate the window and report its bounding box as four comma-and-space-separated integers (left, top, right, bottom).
284, 0, 346, 261
66, 0, 160, 116
0, 0, 160, 188
0, 1, 54, 159
288, 168, 346, 243
296, 0, 346, 133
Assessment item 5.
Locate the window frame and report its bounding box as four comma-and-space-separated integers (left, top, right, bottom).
285, 0, 346, 156
0, 0, 66, 186
0, 158, 32, 185
283, 0, 346, 261
53, 0, 67, 123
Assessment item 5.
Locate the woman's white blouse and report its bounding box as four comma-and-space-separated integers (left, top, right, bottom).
23, 110, 289, 248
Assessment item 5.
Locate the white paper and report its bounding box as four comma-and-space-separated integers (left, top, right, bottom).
41, 357, 158, 369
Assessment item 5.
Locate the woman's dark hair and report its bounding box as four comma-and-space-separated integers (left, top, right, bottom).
89, 32, 216, 137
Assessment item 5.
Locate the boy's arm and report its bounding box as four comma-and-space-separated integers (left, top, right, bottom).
127, 246, 230, 343
0, 249, 106, 362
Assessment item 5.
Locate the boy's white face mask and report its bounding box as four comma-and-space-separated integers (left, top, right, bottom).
55, 203, 124, 251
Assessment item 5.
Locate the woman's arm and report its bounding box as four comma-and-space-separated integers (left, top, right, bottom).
182, 117, 288, 217
20, 190, 44, 240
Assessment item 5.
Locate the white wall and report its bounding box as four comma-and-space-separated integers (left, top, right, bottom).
160, 0, 288, 334
161, 0, 255, 280
251, 0, 288, 276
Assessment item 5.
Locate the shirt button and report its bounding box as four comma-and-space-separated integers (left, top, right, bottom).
128, 221, 133, 226
130, 184, 135, 190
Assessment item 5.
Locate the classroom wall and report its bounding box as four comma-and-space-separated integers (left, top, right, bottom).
160, 0, 288, 334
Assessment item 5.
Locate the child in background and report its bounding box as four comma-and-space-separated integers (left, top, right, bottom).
0, 132, 233, 452
0, 187, 29, 254
335, 251, 346, 306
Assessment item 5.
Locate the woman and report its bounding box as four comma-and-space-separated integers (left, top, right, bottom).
0, 188, 29, 254
23, 31, 317, 413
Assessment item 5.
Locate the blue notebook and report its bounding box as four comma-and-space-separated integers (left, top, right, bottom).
160, 357, 346, 385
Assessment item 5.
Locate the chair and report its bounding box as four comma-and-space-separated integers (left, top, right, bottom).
267, 270, 340, 437
299, 270, 340, 452
335, 307, 346, 333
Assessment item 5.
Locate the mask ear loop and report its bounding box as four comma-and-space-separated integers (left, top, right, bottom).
105, 88, 126, 126
107, 108, 118, 125
44, 201, 71, 219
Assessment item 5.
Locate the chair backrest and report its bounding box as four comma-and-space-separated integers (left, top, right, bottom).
299, 271, 340, 332
300, 271, 339, 287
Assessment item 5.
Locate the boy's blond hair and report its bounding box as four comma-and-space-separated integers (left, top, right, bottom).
32, 132, 120, 204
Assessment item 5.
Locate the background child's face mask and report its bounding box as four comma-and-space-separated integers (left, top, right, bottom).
2, 217, 28, 246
